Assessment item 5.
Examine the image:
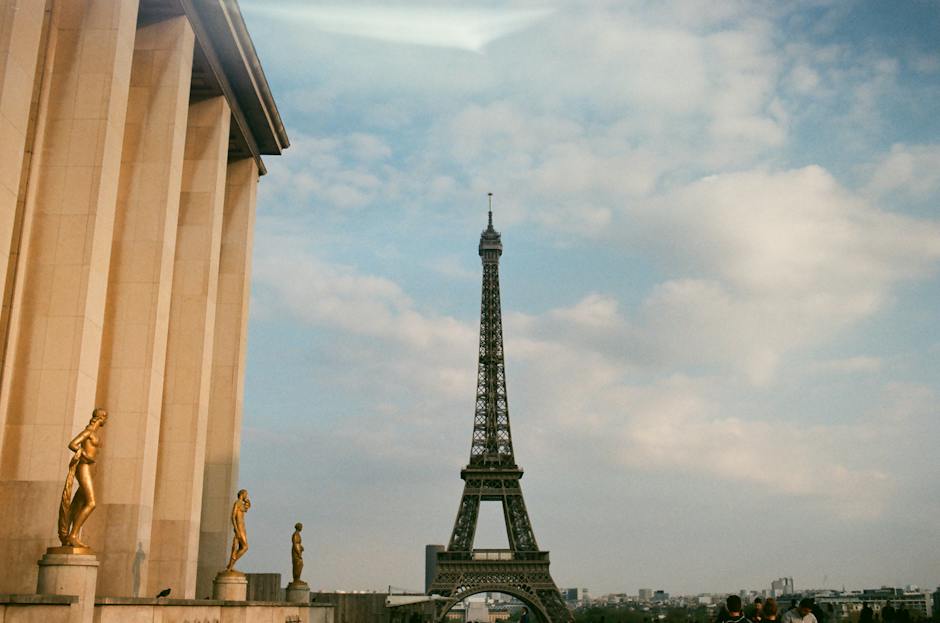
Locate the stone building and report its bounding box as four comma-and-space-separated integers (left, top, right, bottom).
0, 0, 287, 602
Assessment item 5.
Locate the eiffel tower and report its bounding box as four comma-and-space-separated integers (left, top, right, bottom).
428, 197, 572, 623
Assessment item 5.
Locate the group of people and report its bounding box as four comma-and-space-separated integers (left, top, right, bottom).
717, 595, 814, 623
865, 602, 914, 623
718, 595, 913, 623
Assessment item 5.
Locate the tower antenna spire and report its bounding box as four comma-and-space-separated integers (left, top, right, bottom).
487, 192, 493, 228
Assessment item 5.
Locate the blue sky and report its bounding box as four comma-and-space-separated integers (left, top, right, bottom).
234, 0, 940, 595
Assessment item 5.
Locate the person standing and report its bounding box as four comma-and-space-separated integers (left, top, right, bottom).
781, 599, 817, 623
881, 602, 896, 623
722, 596, 750, 623
763, 598, 779, 623
860, 604, 873, 623
716, 603, 730, 623
811, 600, 827, 623
749, 598, 764, 622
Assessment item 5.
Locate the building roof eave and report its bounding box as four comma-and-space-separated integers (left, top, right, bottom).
181, 0, 289, 162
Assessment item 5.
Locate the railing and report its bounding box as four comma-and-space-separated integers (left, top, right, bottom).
472, 550, 514, 560
438, 550, 549, 562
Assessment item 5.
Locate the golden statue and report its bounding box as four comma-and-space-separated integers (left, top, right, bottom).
57, 408, 107, 549
291, 523, 304, 583
225, 489, 250, 571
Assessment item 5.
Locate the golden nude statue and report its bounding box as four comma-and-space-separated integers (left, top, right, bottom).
291, 523, 304, 583
57, 408, 107, 548
225, 489, 251, 572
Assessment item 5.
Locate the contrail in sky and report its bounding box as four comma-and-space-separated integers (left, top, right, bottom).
241, 3, 555, 53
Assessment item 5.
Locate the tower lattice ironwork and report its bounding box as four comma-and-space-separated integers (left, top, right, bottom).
428, 199, 572, 623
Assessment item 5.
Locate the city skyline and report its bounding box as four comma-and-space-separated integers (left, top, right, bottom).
235, 0, 940, 594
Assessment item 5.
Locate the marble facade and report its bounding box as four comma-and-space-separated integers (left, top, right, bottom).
0, 0, 288, 603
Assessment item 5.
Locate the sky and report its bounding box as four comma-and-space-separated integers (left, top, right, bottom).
234, 0, 940, 596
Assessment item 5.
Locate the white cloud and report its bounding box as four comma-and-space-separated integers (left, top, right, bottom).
426, 255, 476, 281
847, 57, 901, 130
672, 167, 933, 280
504, 302, 894, 519
408, 165, 940, 386
347, 133, 392, 161
253, 235, 477, 401
251, 234, 900, 519
811, 356, 883, 375
912, 54, 940, 74
788, 64, 821, 93
260, 133, 398, 211
550, 293, 622, 330
866, 143, 940, 201
426, 101, 664, 234
631, 166, 940, 382
614, 382, 890, 518
704, 24, 786, 151
254, 241, 465, 347
444, 102, 583, 163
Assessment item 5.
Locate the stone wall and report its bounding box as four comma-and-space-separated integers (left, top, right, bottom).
93, 598, 333, 623
0, 594, 76, 623
314, 593, 391, 623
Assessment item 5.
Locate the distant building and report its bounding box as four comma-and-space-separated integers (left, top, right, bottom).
653, 591, 670, 603
639, 589, 654, 603
562, 588, 589, 604
932, 587, 940, 619
488, 609, 512, 623
466, 602, 490, 623
814, 588, 933, 618
771, 578, 795, 597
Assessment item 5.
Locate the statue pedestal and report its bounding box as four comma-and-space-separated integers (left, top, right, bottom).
286, 580, 310, 604
213, 570, 247, 600
37, 547, 99, 623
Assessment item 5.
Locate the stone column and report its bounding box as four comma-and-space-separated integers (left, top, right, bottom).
149, 96, 231, 599
0, 0, 48, 377
0, 0, 138, 595
195, 157, 259, 599
91, 15, 195, 598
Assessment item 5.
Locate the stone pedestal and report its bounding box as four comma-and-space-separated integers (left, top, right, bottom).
37, 547, 99, 623
286, 580, 310, 604
213, 570, 247, 600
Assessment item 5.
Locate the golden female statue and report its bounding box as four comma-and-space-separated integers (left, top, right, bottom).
58, 408, 107, 548
225, 489, 251, 571
291, 523, 304, 583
